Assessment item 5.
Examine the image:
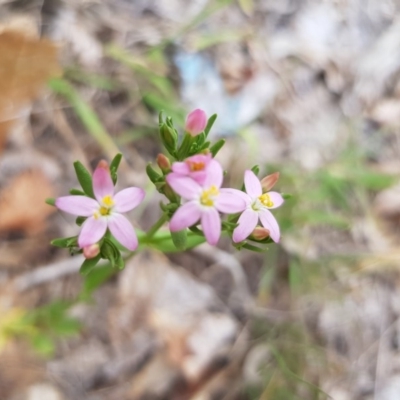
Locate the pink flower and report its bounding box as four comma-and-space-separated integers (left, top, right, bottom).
185, 109, 207, 136
56, 161, 145, 251
232, 170, 284, 243
166, 160, 246, 245
171, 153, 212, 185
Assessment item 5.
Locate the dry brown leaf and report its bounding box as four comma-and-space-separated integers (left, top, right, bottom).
0, 170, 55, 235
0, 30, 60, 152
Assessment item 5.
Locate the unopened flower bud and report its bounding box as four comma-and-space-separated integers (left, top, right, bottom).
97, 160, 109, 170
260, 172, 280, 192
159, 122, 178, 154
83, 243, 100, 259
157, 153, 171, 173
251, 226, 270, 241
185, 109, 207, 136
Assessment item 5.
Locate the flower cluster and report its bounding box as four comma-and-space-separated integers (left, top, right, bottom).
49, 109, 285, 274
149, 108, 285, 247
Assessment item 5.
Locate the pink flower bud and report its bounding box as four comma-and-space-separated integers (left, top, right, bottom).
185, 109, 207, 136
97, 159, 109, 170
251, 226, 270, 241
260, 172, 280, 192
156, 153, 171, 173
83, 244, 100, 259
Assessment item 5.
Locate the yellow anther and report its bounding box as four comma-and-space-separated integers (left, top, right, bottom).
258, 193, 274, 208
93, 212, 100, 220
99, 206, 110, 216
102, 195, 114, 207
200, 185, 219, 207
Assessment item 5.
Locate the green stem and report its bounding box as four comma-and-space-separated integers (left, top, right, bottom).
146, 213, 169, 239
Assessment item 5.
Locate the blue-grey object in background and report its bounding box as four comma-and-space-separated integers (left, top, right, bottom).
174, 51, 278, 136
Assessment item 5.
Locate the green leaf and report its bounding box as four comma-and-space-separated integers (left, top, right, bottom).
171, 229, 187, 250
204, 114, 217, 137
69, 188, 86, 195
110, 153, 123, 184
146, 163, 162, 184
51, 236, 78, 248
81, 264, 115, 298
149, 232, 205, 253
45, 198, 56, 206
251, 165, 260, 175
79, 254, 101, 276
209, 139, 225, 157
73, 161, 95, 198
282, 193, 293, 200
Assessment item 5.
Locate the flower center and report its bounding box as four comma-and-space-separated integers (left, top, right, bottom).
102, 195, 114, 207
258, 193, 274, 208
200, 185, 219, 207
186, 160, 205, 171
94, 195, 114, 219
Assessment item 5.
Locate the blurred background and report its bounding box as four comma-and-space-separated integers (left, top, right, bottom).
1, 0, 400, 399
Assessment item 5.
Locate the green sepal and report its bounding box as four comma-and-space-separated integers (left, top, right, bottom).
79, 254, 101, 276
69, 189, 86, 195
110, 153, 123, 185
146, 163, 162, 184
171, 229, 187, 250
100, 239, 120, 268
209, 139, 225, 157
160, 202, 178, 213
45, 198, 56, 206
76, 216, 87, 227
51, 236, 78, 248
251, 165, 260, 175
188, 226, 203, 235
115, 254, 125, 270
73, 161, 95, 198
204, 114, 217, 137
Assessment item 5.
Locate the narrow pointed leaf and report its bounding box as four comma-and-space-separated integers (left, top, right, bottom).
79, 254, 101, 276
73, 161, 95, 198
204, 114, 217, 137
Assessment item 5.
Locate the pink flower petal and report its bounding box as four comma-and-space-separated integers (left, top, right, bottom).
201, 208, 221, 245
78, 216, 107, 248
108, 213, 138, 251
172, 162, 190, 175
166, 173, 201, 200
244, 170, 262, 198
190, 170, 208, 185
220, 188, 251, 206
93, 163, 114, 202
259, 209, 280, 243
233, 209, 258, 243
215, 189, 247, 213
203, 159, 223, 188
56, 196, 98, 216
169, 201, 201, 231
114, 187, 145, 213
266, 192, 284, 209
